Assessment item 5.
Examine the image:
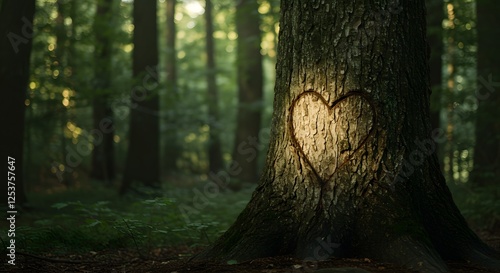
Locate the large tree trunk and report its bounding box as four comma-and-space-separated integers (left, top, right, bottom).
91, 0, 115, 184
0, 0, 35, 207
426, 0, 444, 171
470, 0, 500, 187
231, 0, 264, 184
121, 0, 160, 194
204, 0, 224, 174
195, 1, 499, 272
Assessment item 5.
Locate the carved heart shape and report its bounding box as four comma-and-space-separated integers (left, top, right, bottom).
288, 90, 376, 184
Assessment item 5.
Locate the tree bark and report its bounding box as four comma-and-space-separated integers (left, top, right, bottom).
231, 0, 264, 184
0, 0, 35, 207
204, 0, 224, 174
91, 0, 115, 184
470, 0, 500, 187
194, 1, 500, 272
121, 0, 160, 194
426, 0, 444, 171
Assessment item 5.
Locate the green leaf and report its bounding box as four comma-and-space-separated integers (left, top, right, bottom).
86, 220, 102, 227
152, 230, 169, 234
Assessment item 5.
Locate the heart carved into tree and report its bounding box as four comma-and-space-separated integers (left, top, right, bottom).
288, 90, 377, 184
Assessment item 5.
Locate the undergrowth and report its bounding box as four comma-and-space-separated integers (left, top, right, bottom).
1, 179, 496, 258
450, 184, 500, 231
0, 179, 254, 257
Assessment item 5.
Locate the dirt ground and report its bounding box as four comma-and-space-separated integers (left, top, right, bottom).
2, 230, 499, 273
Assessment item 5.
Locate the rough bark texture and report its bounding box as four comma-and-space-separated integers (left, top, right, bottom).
194, 1, 500, 272
121, 0, 160, 194
91, 0, 115, 184
0, 0, 35, 207
204, 0, 224, 174
470, 0, 500, 187
231, 0, 264, 183
426, 0, 444, 170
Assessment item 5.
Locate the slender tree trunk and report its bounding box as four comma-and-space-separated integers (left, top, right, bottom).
55, 0, 72, 186
444, 50, 456, 183
163, 0, 180, 173
121, 0, 160, 194
195, 1, 499, 272
91, 0, 115, 184
470, 0, 500, 187
204, 0, 223, 174
231, 0, 264, 184
0, 0, 35, 207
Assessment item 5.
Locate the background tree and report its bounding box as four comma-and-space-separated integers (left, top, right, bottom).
163, 0, 180, 174
231, 0, 264, 184
54, 0, 72, 186
441, 0, 477, 184
121, 0, 160, 194
195, 1, 499, 272
0, 0, 35, 207
91, 0, 116, 184
204, 0, 224, 174
470, 0, 500, 188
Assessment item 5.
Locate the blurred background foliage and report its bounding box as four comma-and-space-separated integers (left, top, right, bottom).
24, 0, 279, 187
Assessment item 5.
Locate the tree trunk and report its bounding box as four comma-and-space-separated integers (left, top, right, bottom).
231, 0, 264, 184
426, 0, 444, 171
91, 0, 115, 184
470, 0, 500, 187
163, 0, 180, 173
0, 0, 35, 207
121, 0, 160, 194
204, 0, 223, 174
55, 0, 73, 186
195, 1, 499, 272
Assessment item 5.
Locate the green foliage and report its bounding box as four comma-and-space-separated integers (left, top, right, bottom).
0, 183, 253, 256
440, 0, 478, 184
25, 0, 133, 186
25, 0, 280, 184
451, 185, 500, 230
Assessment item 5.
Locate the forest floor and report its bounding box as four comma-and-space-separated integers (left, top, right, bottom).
3, 228, 499, 273
1, 179, 498, 273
